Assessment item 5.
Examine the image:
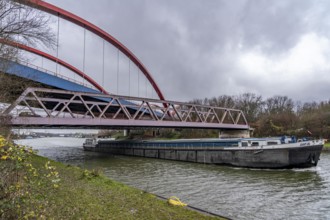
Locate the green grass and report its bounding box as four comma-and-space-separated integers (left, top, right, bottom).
324, 142, 330, 148
4, 154, 224, 219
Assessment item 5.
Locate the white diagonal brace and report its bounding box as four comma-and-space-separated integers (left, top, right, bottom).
160, 105, 171, 121
235, 111, 242, 124
2, 88, 33, 115
193, 106, 203, 122
212, 108, 221, 123
146, 102, 158, 121
227, 110, 235, 124
55, 95, 77, 118
116, 98, 132, 119
184, 106, 194, 122
98, 99, 115, 119
132, 101, 145, 119
171, 104, 183, 121
204, 108, 213, 122
31, 91, 51, 117
22, 100, 38, 116
77, 95, 95, 118
220, 110, 227, 123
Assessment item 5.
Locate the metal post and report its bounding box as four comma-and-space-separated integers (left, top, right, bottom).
83, 27, 86, 85
145, 76, 147, 97
56, 15, 60, 76
117, 49, 119, 94
102, 39, 105, 90
128, 59, 131, 96
138, 67, 140, 97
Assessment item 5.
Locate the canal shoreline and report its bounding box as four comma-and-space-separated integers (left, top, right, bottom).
1, 143, 226, 219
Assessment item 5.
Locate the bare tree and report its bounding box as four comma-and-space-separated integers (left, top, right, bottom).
235, 93, 263, 123
0, 0, 55, 59
0, 0, 55, 97
208, 95, 236, 108
0, 0, 55, 78
264, 96, 294, 115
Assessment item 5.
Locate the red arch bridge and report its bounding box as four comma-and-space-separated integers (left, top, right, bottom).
0, 0, 249, 130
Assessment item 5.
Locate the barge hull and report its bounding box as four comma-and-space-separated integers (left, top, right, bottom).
85, 141, 323, 169
229, 145, 323, 168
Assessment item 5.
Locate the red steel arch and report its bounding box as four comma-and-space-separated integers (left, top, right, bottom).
24, 0, 165, 101
0, 39, 108, 94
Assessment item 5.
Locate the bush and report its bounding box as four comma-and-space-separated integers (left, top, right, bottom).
0, 136, 60, 219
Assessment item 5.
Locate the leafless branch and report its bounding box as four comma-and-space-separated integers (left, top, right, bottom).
0, 0, 55, 60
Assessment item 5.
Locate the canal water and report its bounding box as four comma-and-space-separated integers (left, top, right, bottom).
16, 137, 330, 220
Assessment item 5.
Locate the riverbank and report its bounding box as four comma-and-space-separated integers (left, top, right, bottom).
9, 137, 330, 219
0, 146, 224, 219
323, 142, 330, 151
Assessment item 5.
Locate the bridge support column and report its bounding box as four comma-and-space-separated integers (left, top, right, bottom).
124, 129, 130, 137
152, 129, 160, 137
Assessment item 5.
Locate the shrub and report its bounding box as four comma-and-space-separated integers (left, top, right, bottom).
0, 136, 60, 219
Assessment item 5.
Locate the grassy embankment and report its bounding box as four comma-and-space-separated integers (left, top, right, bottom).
323, 142, 330, 151
0, 138, 224, 219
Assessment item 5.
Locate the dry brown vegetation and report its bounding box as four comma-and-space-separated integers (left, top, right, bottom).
192, 93, 330, 138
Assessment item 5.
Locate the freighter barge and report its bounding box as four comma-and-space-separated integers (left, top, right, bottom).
83, 137, 324, 169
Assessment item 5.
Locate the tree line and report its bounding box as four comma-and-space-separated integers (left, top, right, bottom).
190, 93, 330, 138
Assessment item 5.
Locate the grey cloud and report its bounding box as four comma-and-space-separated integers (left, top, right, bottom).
45, 0, 330, 102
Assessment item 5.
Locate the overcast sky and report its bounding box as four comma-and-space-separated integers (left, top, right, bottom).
42, 0, 330, 103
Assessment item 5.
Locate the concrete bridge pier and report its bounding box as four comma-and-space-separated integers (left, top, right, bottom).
123, 129, 130, 137
218, 129, 251, 138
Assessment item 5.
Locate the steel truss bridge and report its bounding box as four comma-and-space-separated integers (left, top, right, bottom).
1, 87, 249, 130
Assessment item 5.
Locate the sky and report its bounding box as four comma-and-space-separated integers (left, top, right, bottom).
37, 0, 330, 103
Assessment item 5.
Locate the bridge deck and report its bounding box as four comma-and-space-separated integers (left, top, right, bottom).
10, 117, 249, 129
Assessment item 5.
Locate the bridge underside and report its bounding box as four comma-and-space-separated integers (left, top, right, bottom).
9, 117, 249, 130
1, 59, 101, 94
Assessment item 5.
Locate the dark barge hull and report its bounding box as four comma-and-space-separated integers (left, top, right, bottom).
84, 141, 323, 169
228, 145, 323, 168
